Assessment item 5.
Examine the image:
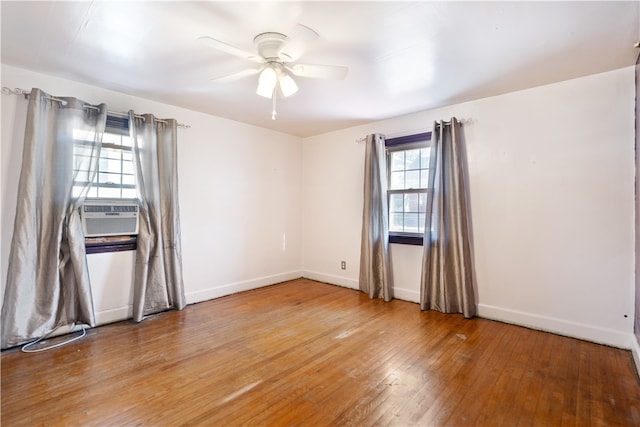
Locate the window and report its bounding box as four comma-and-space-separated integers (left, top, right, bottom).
386, 132, 431, 245
73, 115, 138, 253
73, 116, 134, 199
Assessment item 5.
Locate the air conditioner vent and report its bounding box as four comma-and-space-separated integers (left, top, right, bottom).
81, 200, 139, 237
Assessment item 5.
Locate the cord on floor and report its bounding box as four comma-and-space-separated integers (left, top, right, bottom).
21, 324, 87, 353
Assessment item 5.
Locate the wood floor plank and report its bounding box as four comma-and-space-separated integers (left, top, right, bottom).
2, 278, 640, 426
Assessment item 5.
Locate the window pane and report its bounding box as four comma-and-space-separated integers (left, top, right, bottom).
420, 170, 429, 188
390, 194, 404, 212
72, 123, 137, 200
102, 133, 121, 145
101, 159, 123, 174
405, 193, 419, 213
74, 169, 92, 183
122, 162, 134, 175
74, 156, 91, 172
420, 147, 430, 168
404, 213, 419, 233
122, 188, 137, 198
419, 193, 427, 213
390, 171, 404, 190
98, 172, 121, 185
74, 154, 96, 173
390, 151, 405, 172
405, 149, 420, 170
99, 187, 122, 198
74, 145, 95, 157
101, 148, 123, 160
122, 174, 135, 186
405, 170, 420, 189
121, 136, 132, 147
390, 212, 404, 232
386, 141, 430, 238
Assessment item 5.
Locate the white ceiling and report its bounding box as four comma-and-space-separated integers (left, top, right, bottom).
1, 1, 638, 137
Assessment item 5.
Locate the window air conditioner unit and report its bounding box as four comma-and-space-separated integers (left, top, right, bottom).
81, 200, 139, 237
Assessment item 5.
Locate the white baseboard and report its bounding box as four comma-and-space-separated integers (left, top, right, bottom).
185, 270, 303, 304
478, 303, 633, 349
301, 270, 358, 290
95, 306, 132, 326
393, 287, 420, 303
301, 271, 420, 303
93, 271, 304, 325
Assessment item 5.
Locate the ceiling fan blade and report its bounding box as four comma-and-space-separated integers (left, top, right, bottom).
211, 67, 263, 83
198, 36, 262, 63
289, 64, 348, 80
280, 24, 320, 61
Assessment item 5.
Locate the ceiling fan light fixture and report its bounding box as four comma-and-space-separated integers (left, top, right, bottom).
279, 72, 298, 97
256, 66, 277, 98
201, 27, 349, 122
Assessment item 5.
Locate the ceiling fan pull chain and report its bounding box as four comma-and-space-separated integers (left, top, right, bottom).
272, 93, 277, 121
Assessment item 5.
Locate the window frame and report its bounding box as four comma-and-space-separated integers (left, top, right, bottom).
386, 131, 432, 246
75, 115, 139, 254
74, 115, 135, 200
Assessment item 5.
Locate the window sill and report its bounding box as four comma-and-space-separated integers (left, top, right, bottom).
85, 236, 137, 254
389, 234, 423, 246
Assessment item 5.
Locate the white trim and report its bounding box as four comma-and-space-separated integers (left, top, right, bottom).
393, 287, 420, 303
302, 271, 420, 303
93, 271, 305, 325
95, 305, 132, 326
185, 270, 303, 304
478, 303, 632, 349
301, 270, 358, 289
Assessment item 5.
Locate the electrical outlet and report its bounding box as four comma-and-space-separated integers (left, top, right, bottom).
341, 261, 346, 270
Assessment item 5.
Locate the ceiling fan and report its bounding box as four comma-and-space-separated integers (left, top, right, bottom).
198, 25, 348, 120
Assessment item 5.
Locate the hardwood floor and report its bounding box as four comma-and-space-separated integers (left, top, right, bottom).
2, 278, 640, 426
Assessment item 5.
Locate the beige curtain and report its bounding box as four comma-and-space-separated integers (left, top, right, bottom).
420, 118, 476, 318
1, 89, 106, 348
359, 133, 393, 301
129, 112, 186, 321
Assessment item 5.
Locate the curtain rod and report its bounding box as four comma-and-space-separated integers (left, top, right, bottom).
355, 129, 429, 144
355, 118, 470, 143
2, 87, 191, 129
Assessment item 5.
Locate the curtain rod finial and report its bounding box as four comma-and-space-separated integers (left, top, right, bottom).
2, 87, 28, 96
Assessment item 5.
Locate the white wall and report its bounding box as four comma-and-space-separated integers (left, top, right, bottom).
2, 64, 636, 350
1, 64, 302, 325
302, 66, 636, 349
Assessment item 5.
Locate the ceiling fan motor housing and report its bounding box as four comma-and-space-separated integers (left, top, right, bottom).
254, 32, 289, 61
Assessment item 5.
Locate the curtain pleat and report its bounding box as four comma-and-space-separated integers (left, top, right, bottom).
1, 89, 105, 349
130, 113, 186, 321
420, 118, 476, 318
359, 133, 393, 301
